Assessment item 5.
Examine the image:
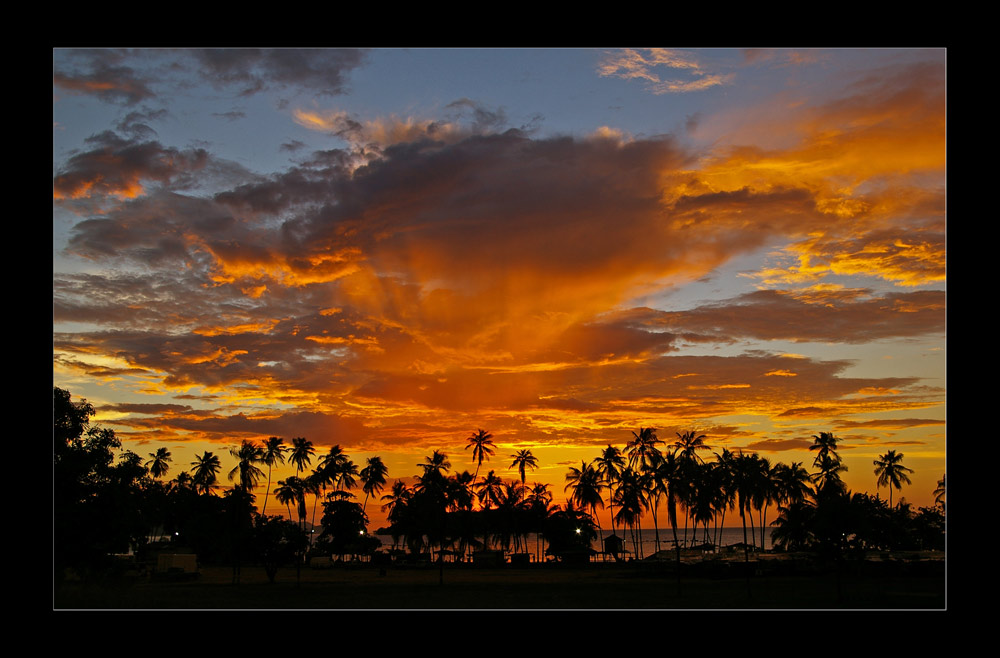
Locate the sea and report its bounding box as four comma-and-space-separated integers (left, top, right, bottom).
373, 527, 774, 561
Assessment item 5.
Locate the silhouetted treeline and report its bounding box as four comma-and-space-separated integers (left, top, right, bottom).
54, 387, 944, 583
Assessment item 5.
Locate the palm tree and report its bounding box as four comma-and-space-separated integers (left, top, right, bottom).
509, 449, 538, 486
526, 482, 554, 561
873, 450, 914, 508
421, 450, 452, 478
809, 431, 840, 467
476, 469, 504, 550
673, 431, 709, 544
145, 447, 172, 479
812, 453, 848, 496
711, 449, 738, 550
275, 476, 308, 530
228, 440, 266, 493
311, 445, 347, 522
594, 445, 626, 541
360, 456, 389, 515
771, 499, 816, 551
673, 430, 709, 464
626, 427, 662, 472
465, 429, 495, 489
773, 461, 813, 509
191, 451, 222, 495
380, 480, 413, 551
289, 437, 315, 479
644, 452, 668, 553
260, 437, 287, 515
613, 467, 647, 558
752, 457, 777, 551
732, 451, 757, 564
564, 460, 605, 553
934, 474, 946, 510
476, 470, 505, 511
651, 450, 684, 573
274, 477, 298, 521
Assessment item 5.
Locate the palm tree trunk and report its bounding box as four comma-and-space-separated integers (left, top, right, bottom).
760, 504, 767, 552
651, 501, 661, 553
262, 466, 272, 515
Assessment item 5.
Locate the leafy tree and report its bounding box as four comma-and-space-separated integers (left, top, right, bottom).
54, 388, 150, 579
252, 515, 308, 583
54, 386, 95, 454
317, 494, 375, 559
544, 501, 597, 561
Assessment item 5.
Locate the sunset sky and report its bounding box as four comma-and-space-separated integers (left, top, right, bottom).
53, 48, 946, 529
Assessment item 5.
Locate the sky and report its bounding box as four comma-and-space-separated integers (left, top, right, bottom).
53, 48, 946, 530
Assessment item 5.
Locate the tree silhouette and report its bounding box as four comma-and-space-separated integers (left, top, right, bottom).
253, 514, 308, 583
145, 447, 172, 479
613, 467, 646, 559
812, 453, 848, 496
260, 437, 287, 515
289, 437, 315, 479
274, 476, 297, 521
381, 480, 413, 551
275, 476, 308, 530
809, 431, 841, 467
934, 474, 946, 511
360, 455, 389, 516
564, 460, 605, 554
509, 448, 538, 485
228, 440, 266, 493
594, 445, 626, 542
673, 431, 709, 541
626, 426, 662, 472
873, 449, 914, 508
673, 430, 708, 464
465, 429, 495, 491
191, 451, 222, 495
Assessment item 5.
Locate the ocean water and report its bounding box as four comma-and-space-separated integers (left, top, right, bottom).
373, 526, 775, 560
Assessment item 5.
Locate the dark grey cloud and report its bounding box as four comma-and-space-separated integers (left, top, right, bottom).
190, 48, 368, 97
623, 288, 945, 344
213, 110, 247, 122
54, 48, 369, 106
115, 107, 168, 140
53, 49, 157, 105
53, 131, 208, 201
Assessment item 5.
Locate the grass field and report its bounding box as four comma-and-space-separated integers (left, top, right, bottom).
54, 559, 946, 610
